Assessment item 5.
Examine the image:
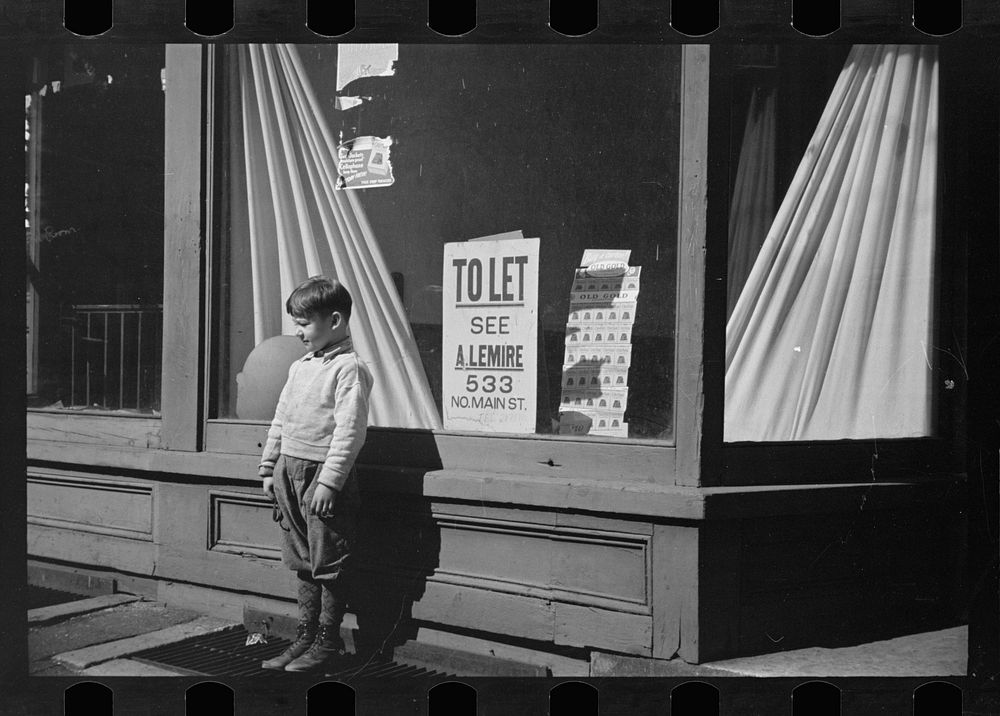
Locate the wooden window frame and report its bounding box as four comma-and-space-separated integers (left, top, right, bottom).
26, 44, 196, 453
26, 43, 976, 496
704, 44, 971, 488
198, 45, 713, 489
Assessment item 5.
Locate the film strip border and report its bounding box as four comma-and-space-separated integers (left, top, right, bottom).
4, 0, 995, 42
42, 676, 972, 714
5, 4, 994, 716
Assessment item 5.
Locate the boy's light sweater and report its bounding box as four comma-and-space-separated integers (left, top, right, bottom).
258, 337, 374, 491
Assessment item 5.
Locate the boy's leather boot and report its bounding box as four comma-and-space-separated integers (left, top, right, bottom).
284, 624, 347, 673
261, 621, 317, 670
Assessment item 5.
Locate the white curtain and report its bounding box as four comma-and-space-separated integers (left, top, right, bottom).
727, 86, 776, 318
726, 45, 938, 442
239, 44, 442, 429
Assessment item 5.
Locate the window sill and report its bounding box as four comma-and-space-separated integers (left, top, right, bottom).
27, 411, 162, 449
204, 419, 677, 484
27, 407, 161, 419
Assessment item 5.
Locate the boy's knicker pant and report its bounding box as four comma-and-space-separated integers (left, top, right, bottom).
273, 455, 359, 584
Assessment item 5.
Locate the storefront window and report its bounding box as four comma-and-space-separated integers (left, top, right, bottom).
26, 46, 165, 414
724, 45, 940, 442
213, 44, 679, 442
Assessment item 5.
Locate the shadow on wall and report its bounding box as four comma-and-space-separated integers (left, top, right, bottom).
352, 480, 441, 661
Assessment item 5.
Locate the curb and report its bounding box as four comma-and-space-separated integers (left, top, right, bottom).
53, 616, 241, 670
79, 658, 192, 677
28, 594, 142, 626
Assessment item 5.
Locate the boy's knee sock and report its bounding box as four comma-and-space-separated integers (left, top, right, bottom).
297, 573, 321, 626
320, 580, 347, 628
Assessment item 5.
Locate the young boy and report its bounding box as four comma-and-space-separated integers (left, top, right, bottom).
258, 276, 374, 673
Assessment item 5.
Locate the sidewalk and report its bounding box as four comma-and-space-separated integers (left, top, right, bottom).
29, 594, 241, 677
28, 591, 968, 678
700, 626, 967, 677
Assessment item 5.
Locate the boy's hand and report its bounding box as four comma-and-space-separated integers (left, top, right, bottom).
310, 483, 338, 518
262, 477, 274, 500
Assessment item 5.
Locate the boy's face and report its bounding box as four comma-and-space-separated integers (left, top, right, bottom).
293, 311, 341, 353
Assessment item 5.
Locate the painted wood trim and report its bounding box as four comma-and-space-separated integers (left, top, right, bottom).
409, 580, 652, 656
426, 500, 655, 535
27, 411, 161, 448
27, 516, 152, 542
695, 520, 741, 663
28, 439, 961, 519
425, 571, 649, 616
370, 509, 652, 613
27, 439, 697, 518
153, 481, 295, 594
362, 466, 705, 520
204, 420, 676, 483
161, 44, 206, 452
207, 490, 282, 560
700, 474, 966, 520
721, 438, 960, 486
27, 472, 155, 540
672, 45, 712, 488
28, 524, 156, 575
554, 603, 652, 657
411, 581, 554, 643
650, 523, 698, 660
29, 438, 258, 478
154, 542, 295, 596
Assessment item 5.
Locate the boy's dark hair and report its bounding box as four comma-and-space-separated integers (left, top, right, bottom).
286, 276, 353, 322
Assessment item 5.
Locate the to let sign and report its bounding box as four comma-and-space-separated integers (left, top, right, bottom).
442, 237, 539, 433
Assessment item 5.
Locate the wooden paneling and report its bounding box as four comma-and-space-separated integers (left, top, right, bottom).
554, 603, 652, 656
153, 481, 294, 597
161, 44, 205, 451
28, 524, 155, 575
27, 473, 153, 539
25, 469, 156, 579
432, 514, 650, 611
208, 491, 281, 560
360, 501, 653, 655
27, 412, 161, 448
409, 581, 653, 657
411, 581, 555, 643
650, 523, 699, 660
548, 529, 649, 609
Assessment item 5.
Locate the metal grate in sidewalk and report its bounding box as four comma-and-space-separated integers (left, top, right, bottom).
129, 627, 453, 681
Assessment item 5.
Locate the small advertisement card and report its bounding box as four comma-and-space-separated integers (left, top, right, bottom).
559, 250, 641, 438
336, 136, 395, 189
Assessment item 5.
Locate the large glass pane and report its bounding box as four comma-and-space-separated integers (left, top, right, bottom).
724, 45, 939, 441
214, 44, 679, 442
26, 46, 165, 414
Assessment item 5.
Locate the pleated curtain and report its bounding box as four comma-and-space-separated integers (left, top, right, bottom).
727, 86, 776, 318
725, 45, 938, 442
238, 44, 442, 429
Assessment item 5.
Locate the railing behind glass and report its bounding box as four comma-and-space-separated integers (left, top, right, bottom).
69, 304, 162, 412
